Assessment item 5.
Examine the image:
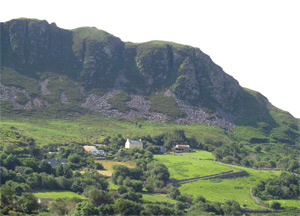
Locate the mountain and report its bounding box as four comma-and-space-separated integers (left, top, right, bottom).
1, 19, 299, 140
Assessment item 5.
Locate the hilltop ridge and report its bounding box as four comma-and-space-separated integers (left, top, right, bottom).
1, 18, 299, 134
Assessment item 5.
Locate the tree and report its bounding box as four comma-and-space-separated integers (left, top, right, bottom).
255, 146, 262, 153
130, 180, 143, 192
0, 185, 15, 209
89, 189, 112, 207
17, 192, 39, 214
5, 154, 21, 170
170, 187, 181, 199
195, 195, 206, 203
68, 154, 81, 163
115, 198, 142, 215
98, 204, 115, 215
49, 198, 68, 215
71, 202, 99, 216
222, 200, 242, 216
39, 161, 53, 174
270, 201, 281, 210
175, 201, 186, 211
56, 164, 64, 176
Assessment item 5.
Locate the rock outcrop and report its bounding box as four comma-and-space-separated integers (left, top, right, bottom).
0, 18, 282, 130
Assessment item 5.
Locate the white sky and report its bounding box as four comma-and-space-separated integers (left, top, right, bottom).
1, 0, 300, 118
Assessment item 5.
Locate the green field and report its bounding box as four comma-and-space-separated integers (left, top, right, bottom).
265, 199, 300, 208
0, 115, 232, 145
32, 190, 87, 199
179, 175, 271, 209
181, 149, 215, 159
154, 154, 232, 180
141, 192, 177, 205
154, 154, 300, 210
95, 160, 136, 176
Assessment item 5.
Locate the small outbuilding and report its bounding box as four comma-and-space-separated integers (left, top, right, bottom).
125, 139, 143, 149
175, 144, 190, 153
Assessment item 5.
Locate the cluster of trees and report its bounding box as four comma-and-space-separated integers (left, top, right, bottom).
0, 187, 39, 215
112, 148, 170, 194
188, 195, 242, 216
212, 141, 300, 174
253, 173, 300, 200
64, 198, 183, 216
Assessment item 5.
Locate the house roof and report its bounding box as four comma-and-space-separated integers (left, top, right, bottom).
127, 139, 143, 144
176, 145, 190, 147
83, 146, 96, 152
43, 159, 67, 167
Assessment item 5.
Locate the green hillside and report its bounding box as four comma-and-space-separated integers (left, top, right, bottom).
1, 18, 299, 215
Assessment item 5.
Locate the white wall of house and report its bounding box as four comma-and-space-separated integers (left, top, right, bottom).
125, 139, 143, 149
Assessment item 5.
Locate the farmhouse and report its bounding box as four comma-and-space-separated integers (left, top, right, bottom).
125, 139, 143, 149
175, 144, 190, 153
43, 159, 67, 167
83, 145, 107, 155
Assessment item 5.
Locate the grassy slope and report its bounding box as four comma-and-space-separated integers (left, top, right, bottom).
32, 189, 87, 199
141, 192, 177, 205
0, 115, 231, 145
95, 160, 136, 176
154, 155, 232, 180
181, 149, 215, 159
265, 199, 300, 208
153, 155, 298, 210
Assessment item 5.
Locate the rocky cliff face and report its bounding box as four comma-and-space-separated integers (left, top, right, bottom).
1, 19, 278, 129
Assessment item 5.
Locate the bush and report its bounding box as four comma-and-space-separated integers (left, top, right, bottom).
115, 198, 142, 215
270, 201, 281, 210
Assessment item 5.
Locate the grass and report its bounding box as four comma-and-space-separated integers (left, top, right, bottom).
95, 160, 136, 176
179, 166, 283, 210
141, 192, 177, 205
108, 180, 120, 190
154, 154, 232, 180
0, 114, 232, 145
32, 189, 87, 199
1, 67, 40, 96
153, 154, 295, 210
265, 199, 300, 208
181, 149, 215, 159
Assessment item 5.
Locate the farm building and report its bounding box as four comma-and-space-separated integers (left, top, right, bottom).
175, 144, 190, 153
125, 139, 143, 149
83, 146, 107, 155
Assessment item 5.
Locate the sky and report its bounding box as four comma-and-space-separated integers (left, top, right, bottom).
1, 0, 300, 118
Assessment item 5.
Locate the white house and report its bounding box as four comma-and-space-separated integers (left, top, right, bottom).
83, 146, 107, 155
125, 139, 143, 149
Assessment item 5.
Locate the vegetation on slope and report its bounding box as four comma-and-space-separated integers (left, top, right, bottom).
149, 93, 186, 119
107, 91, 131, 113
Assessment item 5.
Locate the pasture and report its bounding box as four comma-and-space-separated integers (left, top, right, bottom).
155, 154, 299, 210
265, 199, 300, 208
181, 149, 215, 159
154, 154, 232, 180
32, 189, 87, 199
141, 192, 177, 205
95, 160, 136, 176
